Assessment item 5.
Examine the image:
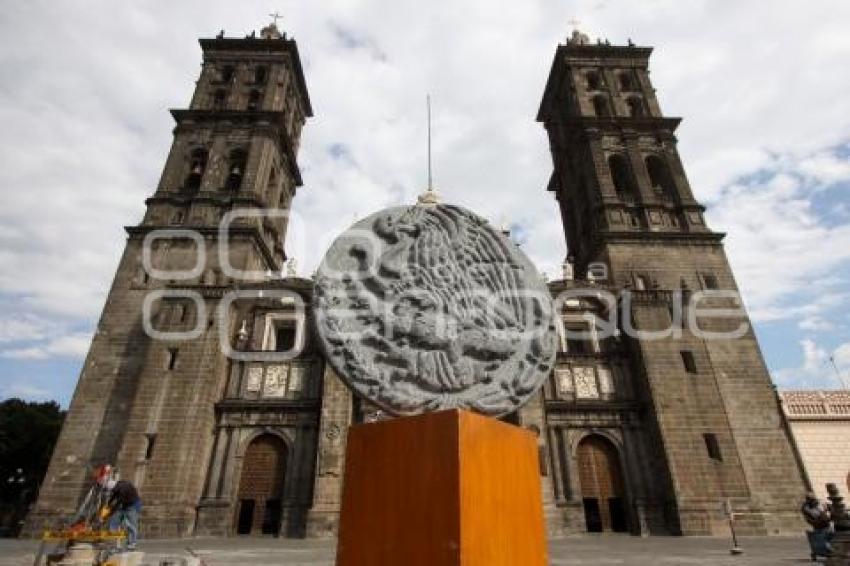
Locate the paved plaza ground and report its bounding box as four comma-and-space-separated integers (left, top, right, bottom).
0, 535, 829, 565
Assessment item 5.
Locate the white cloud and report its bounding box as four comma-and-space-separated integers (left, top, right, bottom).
0, 315, 48, 343
43, 334, 92, 358
1, 332, 92, 361
802, 339, 828, 374
2, 347, 49, 361
707, 161, 850, 324
2, 1, 850, 397
799, 316, 835, 332
774, 339, 850, 390
797, 153, 850, 186
0, 381, 51, 400
835, 343, 850, 370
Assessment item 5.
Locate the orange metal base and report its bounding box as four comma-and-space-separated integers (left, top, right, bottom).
336, 409, 548, 566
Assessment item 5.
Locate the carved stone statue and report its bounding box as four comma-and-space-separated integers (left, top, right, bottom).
313, 203, 557, 416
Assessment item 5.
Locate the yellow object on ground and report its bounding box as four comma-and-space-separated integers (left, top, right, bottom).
41, 528, 127, 542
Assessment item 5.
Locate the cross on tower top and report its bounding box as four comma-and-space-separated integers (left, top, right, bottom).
566, 18, 590, 46
261, 12, 285, 39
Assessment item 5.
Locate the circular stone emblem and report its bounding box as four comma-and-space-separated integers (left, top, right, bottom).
313, 203, 556, 417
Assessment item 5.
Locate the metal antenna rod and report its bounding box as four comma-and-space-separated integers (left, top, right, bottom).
829, 356, 850, 390
427, 94, 433, 191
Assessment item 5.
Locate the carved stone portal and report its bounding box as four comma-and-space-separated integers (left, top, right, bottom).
313, 204, 556, 416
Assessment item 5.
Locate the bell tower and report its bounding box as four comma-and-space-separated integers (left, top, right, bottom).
537, 29, 712, 277
538, 30, 808, 535
26, 20, 314, 537
141, 19, 313, 274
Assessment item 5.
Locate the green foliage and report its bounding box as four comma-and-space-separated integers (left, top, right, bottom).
0, 398, 65, 504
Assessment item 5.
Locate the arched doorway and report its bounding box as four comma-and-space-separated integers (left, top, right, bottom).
576, 435, 628, 533
235, 434, 287, 535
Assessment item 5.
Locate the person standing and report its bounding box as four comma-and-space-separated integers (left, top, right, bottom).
105, 478, 142, 550
801, 492, 833, 560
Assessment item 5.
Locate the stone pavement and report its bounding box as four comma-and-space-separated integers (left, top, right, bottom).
0, 535, 825, 565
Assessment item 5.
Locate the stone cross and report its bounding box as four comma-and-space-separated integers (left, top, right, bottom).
269, 12, 283, 26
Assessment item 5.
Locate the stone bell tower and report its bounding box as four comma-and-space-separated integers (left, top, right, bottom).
26, 20, 313, 537
537, 29, 807, 535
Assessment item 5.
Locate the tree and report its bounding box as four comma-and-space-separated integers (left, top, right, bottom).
0, 398, 65, 536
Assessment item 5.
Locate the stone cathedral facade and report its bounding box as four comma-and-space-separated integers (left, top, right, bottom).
27, 25, 807, 538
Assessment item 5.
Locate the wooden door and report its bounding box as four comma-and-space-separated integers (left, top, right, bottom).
576, 435, 627, 532
236, 434, 287, 535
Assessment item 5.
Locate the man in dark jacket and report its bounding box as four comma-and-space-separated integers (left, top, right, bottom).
106, 478, 142, 550
801, 492, 833, 559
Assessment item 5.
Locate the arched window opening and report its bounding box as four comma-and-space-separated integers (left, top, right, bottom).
608, 154, 635, 198
184, 148, 208, 192
254, 66, 268, 85
220, 65, 235, 83
247, 89, 261, 111
212, 89, 226, 111
619, 71, 636, 92
586, 70, 602, 91
645, 155, 676, 199
226, 149, 248, 192
626, 97, 645, 118
592, 95, 611, 117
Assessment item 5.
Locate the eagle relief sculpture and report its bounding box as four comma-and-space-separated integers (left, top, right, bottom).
313, 199, 556, 417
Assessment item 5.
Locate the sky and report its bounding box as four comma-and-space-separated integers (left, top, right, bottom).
1, 0, 849, 406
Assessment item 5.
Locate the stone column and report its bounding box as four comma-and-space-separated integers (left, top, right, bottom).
661, 137, 698, 204
588, 131, 618, 201
623, 131, 655, 205
194, 426, 233, 536
519, 393, 563, 536
548, 425, 566, 505
622, 420, 650, 536
306, 368, 352, 537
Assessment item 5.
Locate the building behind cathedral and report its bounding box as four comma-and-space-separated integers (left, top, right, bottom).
26, 24, 808, 538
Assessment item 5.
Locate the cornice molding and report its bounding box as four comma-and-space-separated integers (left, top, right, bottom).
124, 224, 280, 268
198, 37, 313, 117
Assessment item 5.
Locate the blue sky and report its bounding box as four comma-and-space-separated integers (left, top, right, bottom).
1, 0, 850, 406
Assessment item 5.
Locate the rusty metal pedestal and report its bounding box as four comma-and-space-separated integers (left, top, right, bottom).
335, 409, 548, 566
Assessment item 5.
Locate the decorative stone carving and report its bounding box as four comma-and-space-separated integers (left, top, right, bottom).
313, 204, 556, 416
245, 365, 263, 392
574, 367, 598, 399
555, 367, 573, 394
325, 424, 341, 440
263, 364, 288, 397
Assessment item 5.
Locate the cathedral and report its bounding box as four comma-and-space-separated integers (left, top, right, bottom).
26, 23, 808, 538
